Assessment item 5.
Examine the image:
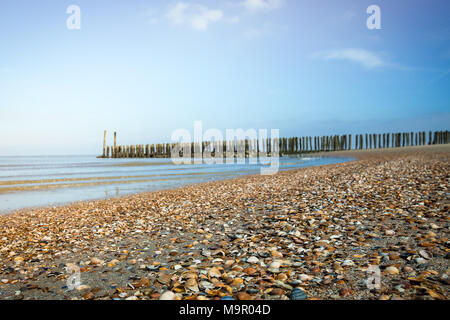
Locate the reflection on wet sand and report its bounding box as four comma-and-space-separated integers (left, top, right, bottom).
0, 170, 244, 187
0, 155, 352, 213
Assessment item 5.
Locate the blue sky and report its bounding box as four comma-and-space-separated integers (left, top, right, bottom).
0, 0, 449, 155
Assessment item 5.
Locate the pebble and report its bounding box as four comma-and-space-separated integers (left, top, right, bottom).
389, 253, 400, 260
384, 266, 399, 275
415, 258, 427, 265
290, 288, 308, 300
403, 266, 414, 273
339, 288, 352, 297
76, 285, 91, 291
185, 278, 199, 292
247, 256, 259, 264
208, 267, 221, 278
237, 292, 253, 300
394, 285, 405, 294
268, 261, 281, 273
341, 260, 355, 267
159, 291, 176, 300
274, 280, 292, 290
299, 274, 313, 281
419, 250, 431, 260
90, 257, 104, 266
243, 267, 258, 275
157, 273, 171, 285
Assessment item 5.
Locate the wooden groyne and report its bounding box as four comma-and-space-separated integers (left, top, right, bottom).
97, 130, 450, 158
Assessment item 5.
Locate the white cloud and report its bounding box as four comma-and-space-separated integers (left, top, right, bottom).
166, 2, 223, 31
242, 0, 285, 13
313, 48, 385, 69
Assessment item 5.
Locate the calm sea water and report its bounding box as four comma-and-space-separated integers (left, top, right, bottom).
0, 155, 352, 213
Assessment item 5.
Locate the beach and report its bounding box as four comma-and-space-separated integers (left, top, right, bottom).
0, 145, 448, 300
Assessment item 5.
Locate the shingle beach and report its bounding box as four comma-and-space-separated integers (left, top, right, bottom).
0, 145, 448, 300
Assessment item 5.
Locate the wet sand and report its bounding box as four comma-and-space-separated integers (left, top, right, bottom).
0, 145, 448, 300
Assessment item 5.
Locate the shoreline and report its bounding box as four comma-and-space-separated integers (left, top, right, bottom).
0, 145, 448, 300
0, 155, 353, 216
0, 144, 440, 217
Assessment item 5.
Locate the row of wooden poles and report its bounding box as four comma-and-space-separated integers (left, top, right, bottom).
99, 130, 450, 158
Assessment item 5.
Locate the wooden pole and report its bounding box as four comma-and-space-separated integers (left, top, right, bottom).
103, 130, 107, 157
113, 132, 117, 158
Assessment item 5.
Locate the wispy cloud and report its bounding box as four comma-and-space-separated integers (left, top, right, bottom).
241, 0, 285, 13
166, 2, 223, 31
312, 48, 385, 69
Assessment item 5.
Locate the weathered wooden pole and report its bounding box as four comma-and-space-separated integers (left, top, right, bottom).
113, 132, 117, 158
102, 130, 107, 157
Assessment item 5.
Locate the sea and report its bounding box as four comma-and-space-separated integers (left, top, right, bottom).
0, 155, 352, 214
